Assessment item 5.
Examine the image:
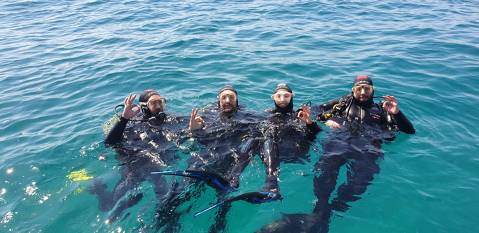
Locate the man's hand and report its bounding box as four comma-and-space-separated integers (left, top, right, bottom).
325, 119, 341, 129
189, 108, 205, 131
122, 94, 139, 119
297, 105, 313, 125
382, 95, 399, 114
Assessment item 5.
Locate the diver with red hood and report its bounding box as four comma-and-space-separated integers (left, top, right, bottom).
313, 75, 414, 213
316, 75, 415, 133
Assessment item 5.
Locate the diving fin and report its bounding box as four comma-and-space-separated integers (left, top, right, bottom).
193, 201, 226, 217
151, 170, 235, 193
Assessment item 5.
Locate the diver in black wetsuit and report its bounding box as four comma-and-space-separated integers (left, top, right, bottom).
257, 75, 415, 233
91, 90, 186, 223
155, 85, 264, 233
316, 75, 415, 134
259, 83, 321, 197
187, 85, 264, 186
313, 75, 414, 212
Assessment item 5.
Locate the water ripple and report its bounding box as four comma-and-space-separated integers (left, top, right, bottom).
1, 0, 479, 232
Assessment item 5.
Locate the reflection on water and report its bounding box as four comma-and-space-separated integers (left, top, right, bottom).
0, 0, 478, 232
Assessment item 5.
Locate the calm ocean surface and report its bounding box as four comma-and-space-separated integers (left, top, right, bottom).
1, 0, 478, 232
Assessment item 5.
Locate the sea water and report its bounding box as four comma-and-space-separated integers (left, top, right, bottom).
1, 1, 478, 232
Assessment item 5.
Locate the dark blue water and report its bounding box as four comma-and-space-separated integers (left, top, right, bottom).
1, 0, 478, 232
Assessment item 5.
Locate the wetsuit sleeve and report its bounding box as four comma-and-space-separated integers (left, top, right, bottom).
104, 117, 129, 145
306, 122, 321, 141
391, 110, 415, 134
227, 137, 259, 188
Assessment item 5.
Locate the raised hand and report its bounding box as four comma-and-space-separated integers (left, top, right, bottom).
189, 108, 205, 131
297, 105, 313, 125
122, 94, 139, 119
382, 95, 399, 114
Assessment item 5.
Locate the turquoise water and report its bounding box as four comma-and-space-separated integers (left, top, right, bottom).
1, 0, 479, 232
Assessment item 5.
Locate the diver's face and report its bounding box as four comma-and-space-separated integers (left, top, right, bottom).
147, 95, 166, 114
219, 90, 237, 113
273, 89, 292, 108
352, 84, 373, 102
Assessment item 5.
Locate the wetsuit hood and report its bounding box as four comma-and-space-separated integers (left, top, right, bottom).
139, 89, 161, 103
138, 89, 166, 123
353, 75, 373, 86
217, 84, 239, 113
272, 83, 294, 114
352, 75, 375, 107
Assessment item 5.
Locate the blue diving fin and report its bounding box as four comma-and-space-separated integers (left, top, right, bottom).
151, 170, 235, 193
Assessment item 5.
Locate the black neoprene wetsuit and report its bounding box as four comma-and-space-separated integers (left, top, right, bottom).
260, 108, 321, 193
155, 105, 264, 233
313, 95, 414, 208
257, 95, 415, 233
92, 114, 186, 223
314, 94, 415, 134
188, 105, 263, 176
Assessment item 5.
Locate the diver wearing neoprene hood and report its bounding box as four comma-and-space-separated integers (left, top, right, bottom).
104, 89, 167, 145
260, 83, 321, 197
316, 75, 415, 134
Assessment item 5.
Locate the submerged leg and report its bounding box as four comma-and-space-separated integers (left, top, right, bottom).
261, 137, 280, 194
313, 153, 345, 212
155, 181, 206, 232
255, 211, 332, 233
89, 166, 143, 212
227, 137, 258, 189
89, 178, 113, 212
331, 155, 381, 212
107, 193, 144, 222
207, 196, 232, 233
254, 150, 344, 233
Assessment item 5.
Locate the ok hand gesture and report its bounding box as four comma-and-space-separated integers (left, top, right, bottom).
189, 108, 205, 131
382, 95, 400, 115
122, 94, 140, 119
297, 105, 313, 125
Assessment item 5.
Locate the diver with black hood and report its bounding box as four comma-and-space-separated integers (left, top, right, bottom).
187, 85, 262, 180
91, 90, 186, 223
105, 89, 170, 144
259, 83, 321, 198
154, 85, 265, 233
